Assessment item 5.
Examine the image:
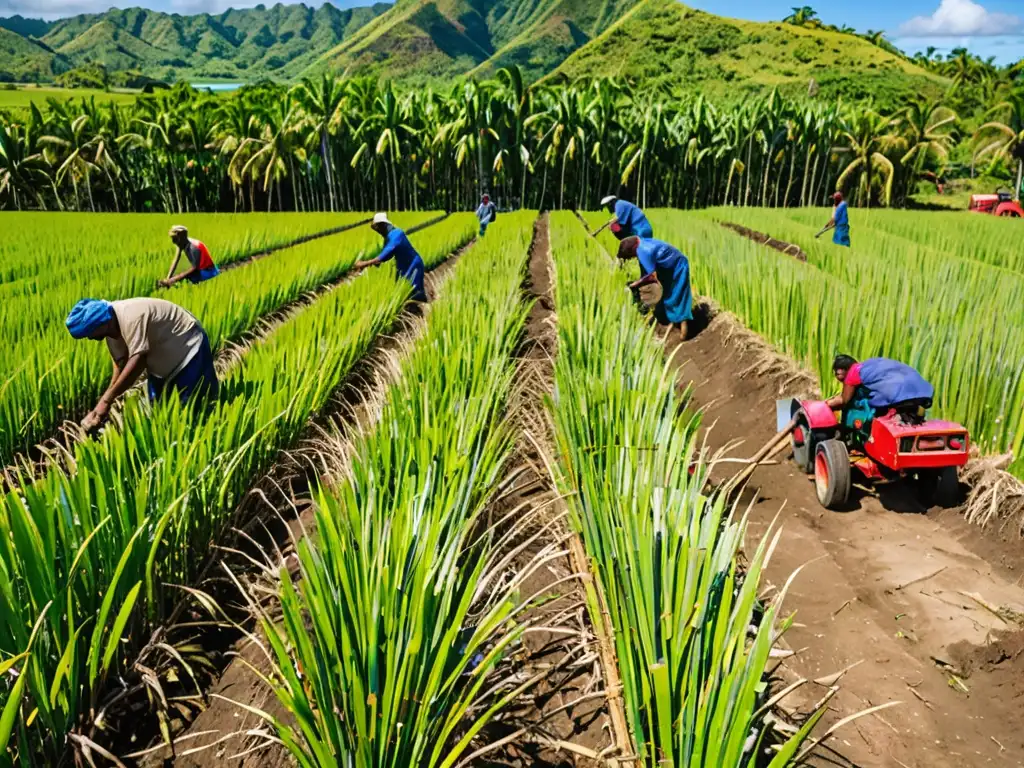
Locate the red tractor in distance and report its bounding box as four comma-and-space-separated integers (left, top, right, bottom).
780, 399, 970, 511
969, 188, 1024, 217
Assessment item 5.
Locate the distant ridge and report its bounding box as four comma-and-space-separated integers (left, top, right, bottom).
0, 0, 948, 106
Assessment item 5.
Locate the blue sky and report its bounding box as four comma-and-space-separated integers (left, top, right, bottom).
690, 0, 1023, 63
0, 0, 1021, 64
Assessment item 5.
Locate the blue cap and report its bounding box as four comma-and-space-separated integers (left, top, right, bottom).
66, 299, 114, 339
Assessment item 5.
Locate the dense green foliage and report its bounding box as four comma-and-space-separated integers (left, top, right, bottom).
255, 212, 537, 765
4, 67, 1019, 215
548, 211, 815, 764
0, 213, 474, 764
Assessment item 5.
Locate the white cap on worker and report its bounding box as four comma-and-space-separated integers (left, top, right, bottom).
372, 212, 391, 227
169, 224, 188, 237
600, 195, 617, 206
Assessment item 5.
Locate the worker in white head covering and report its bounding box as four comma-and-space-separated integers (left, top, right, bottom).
593, 194, 653, 241
357, 213, 427, 301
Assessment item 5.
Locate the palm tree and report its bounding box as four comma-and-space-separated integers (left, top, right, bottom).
974, 92, 1024, 197
834, 109, 899, 207
40, 101, 99, 211
896, 98, 957, 201
293, 73, 346, 211
0, 122, 53, 210
784, 6, 818, 26
353, 82, 417, 210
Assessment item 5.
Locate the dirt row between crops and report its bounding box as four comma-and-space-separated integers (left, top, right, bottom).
665, 305, 1024, 768
127, 241, 469, 768
720, 221, 809, 261
470, 213, 614, 766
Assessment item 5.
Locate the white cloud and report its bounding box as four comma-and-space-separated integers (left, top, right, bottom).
898, 0, 1022, 37
0, 0, 118, 19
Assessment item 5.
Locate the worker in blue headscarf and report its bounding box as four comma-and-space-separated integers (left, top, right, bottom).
596, 195, 653, 240
617, 236, 692, 343
65, 297, 218, 431
816, 192, 851, 247
357, 213, 427, 302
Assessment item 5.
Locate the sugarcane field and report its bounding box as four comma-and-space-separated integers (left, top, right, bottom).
2, 3, 1024, 765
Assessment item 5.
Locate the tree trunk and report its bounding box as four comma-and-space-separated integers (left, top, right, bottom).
559, 151, 567, 211
322, 129, 335, 211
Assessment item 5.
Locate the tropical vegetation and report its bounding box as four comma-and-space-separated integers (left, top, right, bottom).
3, 65, 1023, 216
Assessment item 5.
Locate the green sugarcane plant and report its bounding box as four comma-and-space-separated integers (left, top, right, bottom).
0, 216, 474, 765
241, 213, 540, 766
0, 212, 470, 465
546, 212, 820, 765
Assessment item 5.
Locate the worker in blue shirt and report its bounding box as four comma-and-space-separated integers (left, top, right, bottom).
357, 213, 427, 302
816, 192, 851, 247
598, 195, 653, 240
618, 236, 692, 344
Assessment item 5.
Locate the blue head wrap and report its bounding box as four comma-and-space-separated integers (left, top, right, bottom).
66, 299, 114, 339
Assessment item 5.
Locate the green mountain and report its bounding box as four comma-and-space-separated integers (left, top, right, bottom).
0, 0, 949, 106
308, 0, 637, 85
0, 27, 67, 83
1, 3, 390, 83
548, 0, 948, 107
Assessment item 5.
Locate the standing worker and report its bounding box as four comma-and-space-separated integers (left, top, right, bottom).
816, 192, 851, 247
597, 195, 653, 240
475, 194, 497, 237
617, 236, 692, 344
162, 225, 220, 287
65, 297, 218, 431
357, 213, 428, 302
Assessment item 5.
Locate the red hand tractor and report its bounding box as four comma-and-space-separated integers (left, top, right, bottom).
969, 188, 1023, 217
777, 399, 969, 511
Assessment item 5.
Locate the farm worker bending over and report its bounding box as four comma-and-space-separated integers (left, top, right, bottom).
357, 213, 428, 302
827, 355, 934, 430
476, 194, 497, 237
598, 195, 653, 240
617, 236, 692, 343
816, 192, 851, 247
65, 297, 219, 431
162, 225, 220, 287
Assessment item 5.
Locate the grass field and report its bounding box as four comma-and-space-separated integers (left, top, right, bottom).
0, 85, 139, 111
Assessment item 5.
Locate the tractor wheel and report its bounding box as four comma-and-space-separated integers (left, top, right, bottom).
791, 413, 815, 473
999, 208, 1021, 218
934, 467, 961, 509
815, 440, 851, 510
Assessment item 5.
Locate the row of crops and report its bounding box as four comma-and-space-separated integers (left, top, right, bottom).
548, 213, 812, 764
253, 212, 537, 764
0, 211, 470, 464
0, 212, 477, 764
0, 205, 832, 766
582, 207, 1023, 477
